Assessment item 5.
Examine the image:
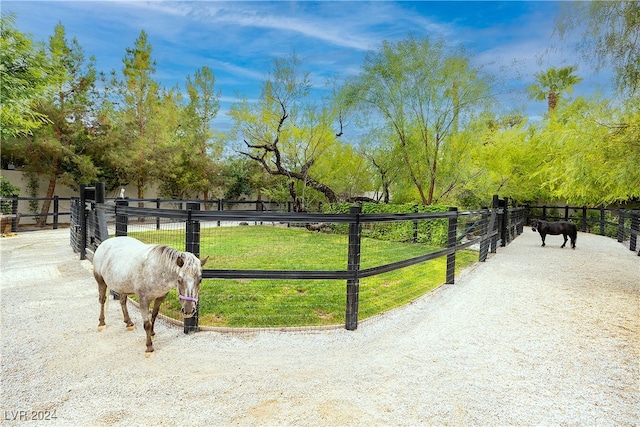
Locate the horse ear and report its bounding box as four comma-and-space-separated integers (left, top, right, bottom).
176, 255, 185, 268
200, 256, 209, 267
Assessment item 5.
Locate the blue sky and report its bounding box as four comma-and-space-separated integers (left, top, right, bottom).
5, 1, 612, 134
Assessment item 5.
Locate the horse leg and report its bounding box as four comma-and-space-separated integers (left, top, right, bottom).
149, 294, 167, 338
139, 298, 154, 354
96, 276, 107, 331
540, 232, 546, 247
561, 233, 568, 248
119, 294, 135, 330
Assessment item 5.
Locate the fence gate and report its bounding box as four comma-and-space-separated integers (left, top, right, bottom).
71, 183, 108, 261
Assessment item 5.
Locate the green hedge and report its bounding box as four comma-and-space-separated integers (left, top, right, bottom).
322, 203, 450, 247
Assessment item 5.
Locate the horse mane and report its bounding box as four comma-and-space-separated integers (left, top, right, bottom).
151, 245, 182, 273
150, 244, 201, 274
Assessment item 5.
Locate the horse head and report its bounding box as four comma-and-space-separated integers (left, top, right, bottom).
176, 253, 209, 318
531, 219, 540, 233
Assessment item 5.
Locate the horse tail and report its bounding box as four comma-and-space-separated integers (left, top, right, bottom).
570, 224, 577, 247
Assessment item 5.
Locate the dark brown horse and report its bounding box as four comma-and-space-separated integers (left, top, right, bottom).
531, 219, 577, 249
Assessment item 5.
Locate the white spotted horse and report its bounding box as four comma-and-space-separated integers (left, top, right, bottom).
93, 236, 208, 354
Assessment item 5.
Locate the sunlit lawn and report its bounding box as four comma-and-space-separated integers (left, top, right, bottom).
131, 225, 477, 328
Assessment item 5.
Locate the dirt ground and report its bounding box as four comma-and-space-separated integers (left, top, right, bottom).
1, 228, 638, 426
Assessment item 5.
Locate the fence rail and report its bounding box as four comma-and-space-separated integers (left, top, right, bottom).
0, 196, 72, 231
0, 195, 307, 232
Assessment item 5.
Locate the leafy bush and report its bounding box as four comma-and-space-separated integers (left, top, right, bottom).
0, 177, 19, 214
322, 203, 449, 247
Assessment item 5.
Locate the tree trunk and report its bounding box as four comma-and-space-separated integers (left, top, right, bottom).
137, 180, 145, 208
381, 171, 390, 204
548, 92, 558, 111
288, 180, 305, 212
427, 175, 436, 206
398, 140, 428, 205
452, 81, 460, 134
137, 179, 145, 222
37, 175, 56, 227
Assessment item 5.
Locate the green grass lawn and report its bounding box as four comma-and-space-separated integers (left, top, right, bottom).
130, 225, 477, 328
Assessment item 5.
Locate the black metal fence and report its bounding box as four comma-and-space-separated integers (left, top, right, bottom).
1, 194, 303, 233
0, 196, 72, 231
72, 185, 525, 331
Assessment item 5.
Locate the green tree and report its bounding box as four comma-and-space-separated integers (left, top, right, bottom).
176, 66, 222, 200
553, 2, 639, 205
0, 13, 49, 138
221, 157, 267, 200
101, 30, 171, 202
355, 127, 402, 204
463, 113, 543, 205
530, 97, 640, 205
527, 66, 583, 112
341, 36, 493, 205
556, 1, 640, 97
4, 23, 98, 226
229, 55, 349, 210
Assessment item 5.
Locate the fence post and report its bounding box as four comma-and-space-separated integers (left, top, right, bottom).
345, 205, 362, 331
564, 205, 569, 221
446, 207, 458, 284
53, 196, 59, 230
581, 206, 587, 232
630, 212, 639, 255
79, 184, 88, 260
599, 206, 606, 236
185, 202, 201, 256
11, 196, 18, 232
184, 202, 201, 334
115, 199, 128, 237
490, 197, 499, 253
95, 182, 105, 204
617, 210, 625, 243
504, 198, 512, 243
479, 207, 489, 262
499, 198, 508, 247
413, 204, 419, 243
156, 198, 161, 230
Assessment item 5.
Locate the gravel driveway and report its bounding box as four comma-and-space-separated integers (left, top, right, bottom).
1, 228, 638, 426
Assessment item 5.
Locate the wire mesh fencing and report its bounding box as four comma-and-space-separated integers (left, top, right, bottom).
78, 193, 524, 331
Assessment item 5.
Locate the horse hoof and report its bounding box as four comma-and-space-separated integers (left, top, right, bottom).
144, 352, 153, 358
98, 325, 106, 332
126, 325, 135, 331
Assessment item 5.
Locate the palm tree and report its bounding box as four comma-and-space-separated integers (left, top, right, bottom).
528, 66, 583, 112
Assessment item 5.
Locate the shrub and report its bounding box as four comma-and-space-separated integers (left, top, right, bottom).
0, 177, 19, 214
322, 203, 449, 247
